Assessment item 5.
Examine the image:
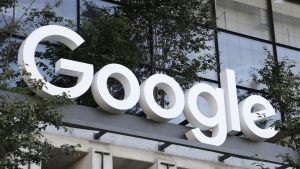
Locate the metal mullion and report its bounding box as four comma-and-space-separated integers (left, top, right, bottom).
102, 0, 122, 5
212, 0, 221, 88
218, 28, 272, 44
200, 77, 219, 84
236, 85, 267, 96
275, 42, 300, 52
267, 0, 288, 121
267, 0, 278, 61
1, 32, 26, 40
77, 0, 80, 30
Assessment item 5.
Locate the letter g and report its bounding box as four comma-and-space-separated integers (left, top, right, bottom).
18, 25, 93, 99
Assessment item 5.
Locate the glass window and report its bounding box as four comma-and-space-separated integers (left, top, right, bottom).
169, 81, 218, 125
80, 0, 118, 16
272, 0, 300, 48
216, 0, 271, 40
218, 32, 273, 89
0, 37, 49, 86
0, 37, 22, 74
60, 1, 77, 25
237, 88, 281, 124
187, 40, 218, 81
35, 44, 54, 82
1, 0, 77, 35
277, 46, 300, 74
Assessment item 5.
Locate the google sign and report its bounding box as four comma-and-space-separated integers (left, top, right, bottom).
18, 25, 277, 146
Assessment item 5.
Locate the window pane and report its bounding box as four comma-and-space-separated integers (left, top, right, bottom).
277, 46, 300, 74
272, 0, 300, 48
218, 32, 273, 89
169, 81, 218, 125
237, 88, 281, 123
187, 40, 218, 81
1, 0, 77, 35
80, 0, 118, 16
216, 0, 271, 40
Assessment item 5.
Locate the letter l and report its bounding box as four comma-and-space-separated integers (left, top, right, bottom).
220, 69, 241, 135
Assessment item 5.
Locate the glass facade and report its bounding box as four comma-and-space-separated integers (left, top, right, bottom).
80, 0, 117, 15
277, 46, 300, 74
272, 0, 300, 48
3, 1, 299, 168
170, 81, 218, 125
3, 0, 300, 122
216, 0, 271, 40
215, 0, 300, 121
218, 32, 272, 88
188, 40, 218, 80
4, 0, 300, 78
1, 0, 77, 34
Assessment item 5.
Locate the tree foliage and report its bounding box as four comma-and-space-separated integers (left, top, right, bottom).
251, 50, 300, 168
253, 50, 300, 120
0, 0, 64, 85
0, 89, 78, 168
41, 1, 139, 107
0, 1, 80, 168
42, 0, 217, 110
118, 0, 217, 104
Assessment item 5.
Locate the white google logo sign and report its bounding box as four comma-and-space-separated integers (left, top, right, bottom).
18, 25, 277, 146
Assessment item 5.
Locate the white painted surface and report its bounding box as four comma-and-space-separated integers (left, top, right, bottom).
21, 163, 41, 169
44, 126, 279, 169
68, 148, 112, 169
184, 83, 227, 146
92, 64, 140, 114
139, 74, 185, 122
220, 69, 241, 135
18, 25, 93, 99
239, 95, 278, 141
147, 159, 176, 169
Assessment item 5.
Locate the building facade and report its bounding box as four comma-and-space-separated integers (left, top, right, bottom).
5, 0, 300, 168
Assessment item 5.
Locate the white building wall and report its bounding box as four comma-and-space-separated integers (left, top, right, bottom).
44, 126, 280, 169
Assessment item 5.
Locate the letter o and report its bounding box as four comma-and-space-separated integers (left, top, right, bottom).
139, 74, 185, 122
91, 64, 140, 114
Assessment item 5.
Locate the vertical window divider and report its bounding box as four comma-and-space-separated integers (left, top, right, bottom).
267, 0, 286, 121
212, 0, 221, 88
77, 0, 80, 30
267, 0, 279, 62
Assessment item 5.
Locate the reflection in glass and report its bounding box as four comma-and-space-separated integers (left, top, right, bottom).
169, 82, 218, 125
187, 40, 218, 81
218, 32, 273, 89
1, 0, 77, 35
277, 46, 300, 74
80, 0, 118, 16
216, 0, 271, 40
272, 0, 300, 48
237, 88, 281, 124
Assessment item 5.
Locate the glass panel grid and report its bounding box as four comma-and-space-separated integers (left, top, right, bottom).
216, 0, 271, 40
218, 32, 273, 89
272, 0, 300, 48
1, 0, 77, 35
277, 46, 300, 74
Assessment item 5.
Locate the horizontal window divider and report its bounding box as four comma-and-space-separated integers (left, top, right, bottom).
218, 28, 272, 44
102, 0, 122, 5
275, 43, 300, 52
200, 77, 220, 84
